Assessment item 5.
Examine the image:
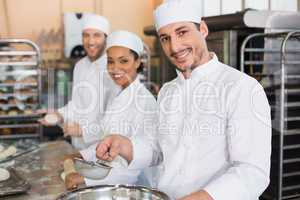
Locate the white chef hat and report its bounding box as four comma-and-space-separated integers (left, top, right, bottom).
106, 30, 144, 56
154, 0, 202, 31
83, 13, 110, 35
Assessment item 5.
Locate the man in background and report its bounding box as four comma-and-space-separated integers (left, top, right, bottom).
39, 14, 119, 150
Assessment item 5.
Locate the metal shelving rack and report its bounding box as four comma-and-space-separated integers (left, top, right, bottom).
141, 42, 160, 96
241, 31, 300, 200
0, 39, 42, 140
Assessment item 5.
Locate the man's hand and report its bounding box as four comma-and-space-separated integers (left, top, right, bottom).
62, 122, 83, 137
65, 172, 85, 190
96, 134, 133, 163
178, 190, 214, 200
36, 109, 63, 126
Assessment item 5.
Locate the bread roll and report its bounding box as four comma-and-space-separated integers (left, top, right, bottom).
44, 113, 59, 125
1, 128, 11, 135
63, 159, 76, 176
0, 110, 6, 116
0, 168, 10, 181
24, 108, 33, 115
0, 146, 17, 160
18, 77, 36, 85
60, 172, 66, 181
0, 144, 4, 152
4, 79, 15, 84
8, 109, 18, 116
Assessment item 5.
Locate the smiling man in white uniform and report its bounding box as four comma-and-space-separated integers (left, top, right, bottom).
95, 1, 272, 200
40, 14, 119, 150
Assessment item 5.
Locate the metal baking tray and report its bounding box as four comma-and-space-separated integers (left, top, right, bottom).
0, 70, 38, 77
0, 123, 40, 129
0, 92, 38, 99
0, 82, 37, 87
0, 167, 30, 197
0, 61, 38, 67
0, 103, 38, 110
0, 113, 41, 120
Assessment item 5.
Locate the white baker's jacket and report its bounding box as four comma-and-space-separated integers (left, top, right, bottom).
80, 78, 158, 186
58, 55, 120, 150
129, 54, 272, 200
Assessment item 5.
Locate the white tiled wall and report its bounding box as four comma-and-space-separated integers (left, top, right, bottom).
203, 0, 298, 17
270, 0, 298, 11
222, 0, 242, 14
245, 0, 269, 10
203, 0, 220, 16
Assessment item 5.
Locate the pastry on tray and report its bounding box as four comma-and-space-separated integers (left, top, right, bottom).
7, 108, 19, 116
23, 108, 33, 115
17, 76, 37, 85
4, 79, 15, 84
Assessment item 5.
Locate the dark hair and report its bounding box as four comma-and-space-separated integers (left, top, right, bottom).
194, 23, 200, 30
129, 49, 144, 73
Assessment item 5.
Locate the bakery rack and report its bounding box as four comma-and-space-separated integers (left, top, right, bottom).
0, 39, 42, 139
241, 31, 300, 200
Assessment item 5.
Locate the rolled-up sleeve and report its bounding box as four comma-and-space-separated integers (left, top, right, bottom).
204, 79, 272, 200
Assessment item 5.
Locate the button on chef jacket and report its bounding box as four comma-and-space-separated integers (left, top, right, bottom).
58, 55, 120, 150
80, 77, 158, 186
129, 53, 272, 200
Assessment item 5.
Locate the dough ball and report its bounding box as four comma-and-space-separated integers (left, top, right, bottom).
0, 145, 17, 160
60, 172, 66, 181
0, 168, 10, 181
24, 108, 33, 115
45, 113, 59, 125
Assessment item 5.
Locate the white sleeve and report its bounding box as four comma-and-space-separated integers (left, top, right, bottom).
57, 63, 80, 122
128, 101, 163, 170
79, 118, 103, 145
129, 135, 156, 169
80, 71, 120, 145
79, 143, 98, 162
57, 102, 76, 122
204, 79, 271, 200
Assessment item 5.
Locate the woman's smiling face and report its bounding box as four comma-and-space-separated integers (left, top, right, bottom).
107, 46, 140, 88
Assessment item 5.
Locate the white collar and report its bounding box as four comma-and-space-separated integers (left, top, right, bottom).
176, 53, 219, 83
108, 77, 141, 109
86, 54, 107, 67
118, 76, 140, 96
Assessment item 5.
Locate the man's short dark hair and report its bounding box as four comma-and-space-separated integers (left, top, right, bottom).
194, 23, 200, 30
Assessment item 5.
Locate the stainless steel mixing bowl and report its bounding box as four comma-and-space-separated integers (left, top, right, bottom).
56, 184, 171, 200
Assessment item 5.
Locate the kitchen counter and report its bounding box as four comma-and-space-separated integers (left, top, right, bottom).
2, 140, 76, 200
